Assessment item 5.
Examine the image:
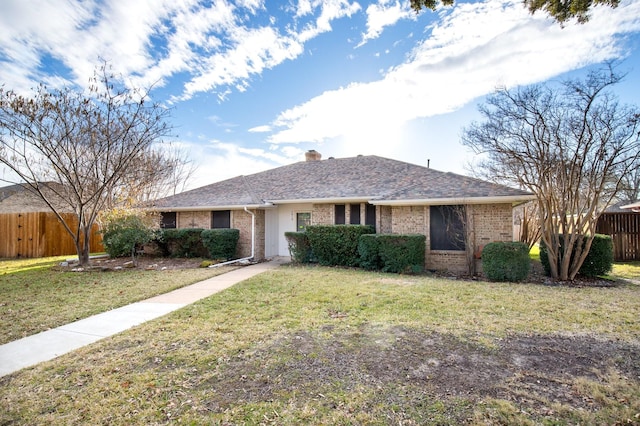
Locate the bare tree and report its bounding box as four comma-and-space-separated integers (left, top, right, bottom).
514, 202, 542, 250
0, 63, 179, 266
463, 65, 640, 281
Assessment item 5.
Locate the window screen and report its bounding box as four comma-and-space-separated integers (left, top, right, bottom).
365, 203, 376, 226
335, 204, 346, 224
350, 203, 361, 224
430, 205, 465, 251
212, 210, 231, 229
160, 212, 176, 229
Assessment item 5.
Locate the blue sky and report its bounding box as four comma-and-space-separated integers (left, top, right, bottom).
1, 0, 639, 190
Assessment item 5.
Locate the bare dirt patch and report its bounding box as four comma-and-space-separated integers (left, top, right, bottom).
65, 256, 208, 271
200, 325, 639, 422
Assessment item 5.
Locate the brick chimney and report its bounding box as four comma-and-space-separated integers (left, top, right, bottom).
305, 150, 322, 161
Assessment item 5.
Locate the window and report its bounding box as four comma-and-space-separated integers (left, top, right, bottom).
297, 212, 311, 232
211, 210, 231, 228
160, 212, 176, 229
365, 203, 376, 226
349, 203, 361, 224
430, 205, 465, 251
335, 204, 345, 224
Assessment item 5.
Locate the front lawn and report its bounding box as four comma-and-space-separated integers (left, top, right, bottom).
0, 256, 235, 345
1, 265, 638, 425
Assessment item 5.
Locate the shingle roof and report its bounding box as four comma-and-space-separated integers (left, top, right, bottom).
153, 155, 534, 210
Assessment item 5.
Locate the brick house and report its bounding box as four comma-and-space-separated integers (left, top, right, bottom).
152, 151, 535, 272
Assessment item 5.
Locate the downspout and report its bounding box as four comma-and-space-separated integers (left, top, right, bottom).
210, 206, 255, 268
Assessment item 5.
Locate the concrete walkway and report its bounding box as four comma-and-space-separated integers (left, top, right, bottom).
0, 258, 286, 377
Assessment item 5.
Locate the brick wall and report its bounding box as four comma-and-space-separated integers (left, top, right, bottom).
386, 203, 514, 273
177, 211, 210, 229
175, 209, 266, 260
312, 204, 332, 225
232, 209, 265, 259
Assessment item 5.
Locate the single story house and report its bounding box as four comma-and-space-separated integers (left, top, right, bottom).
152, 151, 535, 272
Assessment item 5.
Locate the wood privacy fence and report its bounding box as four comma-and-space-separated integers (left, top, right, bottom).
0, 212, 103, 258
596, 213, 640, 261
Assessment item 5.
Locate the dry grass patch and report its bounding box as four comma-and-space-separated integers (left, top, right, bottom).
0, 256, 235, 344
1, 265, 639, 425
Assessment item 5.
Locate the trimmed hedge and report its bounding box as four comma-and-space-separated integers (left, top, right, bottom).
481, 241, 530, 282
306, 225, 375, 267
540, 234, 613, 278
201, 229, 240, 260
157, 228, 208, 258
359, 234, 425, 274
284, 232, 314, 263
358, 234, 383, 271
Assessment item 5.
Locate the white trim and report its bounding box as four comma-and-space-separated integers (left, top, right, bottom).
265, 196, 375, 205
370, 195, 536, 206
150, 203, 270, 212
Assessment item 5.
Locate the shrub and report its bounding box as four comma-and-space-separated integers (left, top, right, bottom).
359, 234, 425, 273
358, 234, 382, 270
377, 234, 425, 274
579, 234, 614, 277
201, 229, 240, 260
306, 225, 375, 267
540, 234, 614, 278
284, 232, 314, 263
481, 241, 531, 282
158, 228, 208, 258
101, 210, 157, 261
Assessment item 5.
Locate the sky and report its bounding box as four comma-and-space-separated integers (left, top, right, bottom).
1, 0, 640, 191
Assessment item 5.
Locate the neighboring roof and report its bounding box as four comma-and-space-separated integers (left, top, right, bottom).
0, 182, 70, 213
153, 155, 535, 211
620, 200, 640, 212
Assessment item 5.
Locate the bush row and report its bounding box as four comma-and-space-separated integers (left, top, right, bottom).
154, 228, 240, 260
285, 225, 426, 274
539, 234, 613, 278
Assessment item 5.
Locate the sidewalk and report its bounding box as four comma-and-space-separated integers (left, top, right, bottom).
0, 258, 286, 377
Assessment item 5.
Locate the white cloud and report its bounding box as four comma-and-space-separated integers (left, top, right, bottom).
357, 0, 413, 47
266, 0, 640, 155
248, 125, 272, 132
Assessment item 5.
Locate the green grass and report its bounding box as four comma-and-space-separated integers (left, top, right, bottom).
0, 256, 235, 345
1, 265, 639, 425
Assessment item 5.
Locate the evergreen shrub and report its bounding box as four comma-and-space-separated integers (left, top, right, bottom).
481, 241, 531, 282
201, 229, 240, 260
306, 225, 375, 267
158, 228, 208, 258
540, 234, 613, 278
284, 231, 313, 263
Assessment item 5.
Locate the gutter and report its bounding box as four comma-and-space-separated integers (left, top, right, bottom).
370, 195, 536, 206
149, 203, 270, 212
210, 206, 255, 268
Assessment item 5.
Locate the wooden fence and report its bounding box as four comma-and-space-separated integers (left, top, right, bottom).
596, 213, 640, 261
0, 212, 103, 258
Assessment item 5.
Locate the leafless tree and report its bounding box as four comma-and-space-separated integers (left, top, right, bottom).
0, 63, 181, 266
463, 65, 640, 280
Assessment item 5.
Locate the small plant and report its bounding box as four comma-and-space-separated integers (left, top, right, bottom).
481, 241, 531, 282
199, 260, 214, 268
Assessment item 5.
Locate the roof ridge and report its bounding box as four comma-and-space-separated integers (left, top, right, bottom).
240, 175, 263, 205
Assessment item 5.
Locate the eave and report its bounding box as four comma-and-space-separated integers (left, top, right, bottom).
370, 194, 537, 206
